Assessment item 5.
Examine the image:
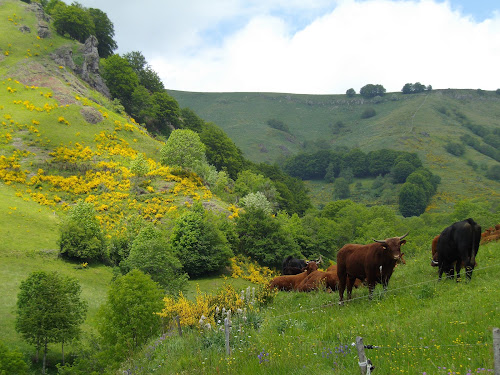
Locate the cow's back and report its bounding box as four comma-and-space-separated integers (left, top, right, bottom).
337, 244, 372, 279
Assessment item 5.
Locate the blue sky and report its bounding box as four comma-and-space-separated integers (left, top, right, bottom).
75, 0, 500, 94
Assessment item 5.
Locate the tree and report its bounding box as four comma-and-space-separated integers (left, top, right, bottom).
170, 204, 233, 277
239, 191, 273, 215
15, 271, 87, 373
391, 160, 416, 183
58, 200, 106, 261
485, 164, 500, 181
0, 341, 28, 375
101, 54, 139, 113
333, 177, 350, 199
123, 51, 164, 93
346, 88, 356, 97
445, 142, 466, 156
130, 153, 149, 177
398, 183, 427, 217
235, 207, 299, 267
122, 224, 188, 294
98, 270, 163, 357
87, 8, 117, 57
360, 84, 386, 98
200, 122, 244, 179
151, 91, 181, 133
52, 4, 95, 43
160, 129, 206, 170
180, 107, 204, 133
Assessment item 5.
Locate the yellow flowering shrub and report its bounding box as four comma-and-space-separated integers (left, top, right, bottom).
230, 255, 277, 285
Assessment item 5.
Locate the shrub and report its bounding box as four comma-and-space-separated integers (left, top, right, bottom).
170, 203, 233, 277
122, 224, 188, 294
59, 200, 106, 261
267, 119, 290, 133
485, 164, 500, 181
444, 142, 465, 156
346, 88, 356, 97
361, 108, 376, 119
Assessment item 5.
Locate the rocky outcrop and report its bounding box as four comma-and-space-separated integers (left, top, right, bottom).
51, 36, 110, 98
28, 2, 51, 38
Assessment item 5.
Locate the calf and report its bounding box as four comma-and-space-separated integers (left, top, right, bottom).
337, 233, 408, 303
269, 261, 318, 291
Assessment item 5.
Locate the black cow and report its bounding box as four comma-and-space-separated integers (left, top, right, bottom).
282, 256, 307, 275
282, 255, 322, 275
437, 218, 481, 281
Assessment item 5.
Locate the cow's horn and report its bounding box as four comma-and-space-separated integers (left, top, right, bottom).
372, 238, 386, 243
315, 255, 323, 264
399, 232, 409, 240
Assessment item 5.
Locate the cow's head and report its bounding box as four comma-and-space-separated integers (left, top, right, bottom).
303, 261, 318, 273
373, 232, 408, 261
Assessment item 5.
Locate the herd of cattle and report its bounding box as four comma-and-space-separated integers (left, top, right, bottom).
270, 218, 499, 303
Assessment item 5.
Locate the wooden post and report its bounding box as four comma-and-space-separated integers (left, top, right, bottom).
356, 336, 368, 375
494, 327, 500, 375
175, 315, 182, 337
224, 317, 231, 356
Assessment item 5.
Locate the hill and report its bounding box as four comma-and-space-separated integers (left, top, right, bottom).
168, 89, 500, 210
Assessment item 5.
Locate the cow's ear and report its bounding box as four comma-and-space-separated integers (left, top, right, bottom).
400, 240, 406, 245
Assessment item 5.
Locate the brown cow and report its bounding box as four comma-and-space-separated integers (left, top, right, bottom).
297, 264, 363, 292
269, 261, 318, 291
431, 235, 440, 267
337, 233, 408, 303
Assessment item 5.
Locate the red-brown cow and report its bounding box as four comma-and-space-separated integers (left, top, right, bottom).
337, 233, 408, 303
269, 261, 318, 291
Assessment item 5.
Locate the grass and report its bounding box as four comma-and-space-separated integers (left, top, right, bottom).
118, 241, 500, 374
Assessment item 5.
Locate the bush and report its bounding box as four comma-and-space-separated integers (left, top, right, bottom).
485, 164, 500, 181
346, 88, 356, 97
361, 107, 376, 119
122, 224, 188, 294
444, 142, 466, 156
398, 183, 427, 217
267, 119, 290, 133
59, 200, 106, 261
170, 203, 233, 277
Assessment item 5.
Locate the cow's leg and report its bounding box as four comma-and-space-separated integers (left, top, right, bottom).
367, 280, 376, 300
338, 275, 346, 304
346, 276, 356, 300
455, 262, 462, 282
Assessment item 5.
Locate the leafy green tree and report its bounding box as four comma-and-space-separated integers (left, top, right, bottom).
0, 341, 28, 375
44, 0, 65, 15
107, 215, 145, 266
346, 88, 356, 97
101, 54, 139, 113
123, 51, 164, 93
160, 129, 206, 170
398, 183, 427, 217
367, 149, 399, 175
16, 271, 87, 373
267, 119, 290, 133
52, 4, 95, 43
234, 170, 279, 209
235, 207, 299, 267
98, 270, 163, 357
150, 91, 181, 134
122, 224, 188, 294
324, 162, 336, 182
391, 160, 416, 183
200, 122, 244, 179
58, 200, 106, 261
170, 204, 233, 277
360, 84, 386, 98
180, 107, 204, 133
343, 148, 368, 177
333, 177, 350, 199
239, 192, 273, 215
130, 85, 153, 124
87, 8, 117, 57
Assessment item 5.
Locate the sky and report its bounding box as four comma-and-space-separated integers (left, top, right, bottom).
72, 0, 500, 95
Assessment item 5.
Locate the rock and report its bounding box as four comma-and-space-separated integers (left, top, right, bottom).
80, 107, 103, 124
18, 25, 31, 33
37, 22, 50, 38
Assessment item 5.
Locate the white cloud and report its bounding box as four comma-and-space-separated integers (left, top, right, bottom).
76, 0, 500, 94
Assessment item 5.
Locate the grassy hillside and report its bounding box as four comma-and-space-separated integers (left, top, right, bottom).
0, 0, 230, 366
169, 90, 500, 210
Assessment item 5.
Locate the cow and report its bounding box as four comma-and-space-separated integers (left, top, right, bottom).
297, 265, 363, 292
269, 261, 318, 291
337, 233, 408, 303
436, 218, 481, 281
431, 235, 440, 267
282, 255, 323, 275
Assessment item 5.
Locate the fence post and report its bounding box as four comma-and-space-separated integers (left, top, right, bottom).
494, 327, 500, 375
175, 315, 182, 337
356, 336, 374, 375
224, 317, 231, 356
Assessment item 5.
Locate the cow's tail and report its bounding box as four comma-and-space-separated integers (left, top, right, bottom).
470, 225, 477, 266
